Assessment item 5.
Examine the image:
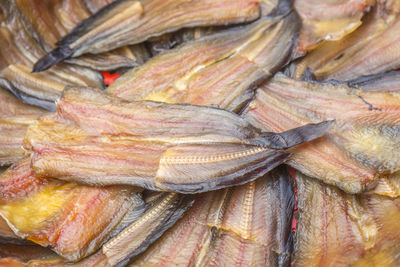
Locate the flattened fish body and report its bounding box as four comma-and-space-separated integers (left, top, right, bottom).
294, 172, 400, 267
243, 74, 400, 193
0, 158, 145, 262
108, 11, 300, 113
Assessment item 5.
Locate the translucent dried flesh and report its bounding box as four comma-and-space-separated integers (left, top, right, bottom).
243, 73, 400, 193
34, 0, 263, 71
291, 0, 400, 81
294, 172, 400, 267
23, 86, 309, 193
108, 12, 300, 113
0, 2, 103, 110
11, 0, 139, 71
294, 0, 373, 53
129, 167, 294, 266
0, 158, 144, 261
0, 87, 46, 166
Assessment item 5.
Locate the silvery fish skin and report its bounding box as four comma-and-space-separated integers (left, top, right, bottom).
33, 0, 263, 71
294, 171, 400, 267
243, 73, 400, 194
0, 158, 145, 262
23, 86, 331, 193
108, 11, 300, 113
290, 0, 400, 81
294, 0, 373, 54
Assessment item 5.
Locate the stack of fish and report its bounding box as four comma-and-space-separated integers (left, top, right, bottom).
0, 0, 399, 266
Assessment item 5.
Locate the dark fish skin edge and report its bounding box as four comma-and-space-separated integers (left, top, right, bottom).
273, 165, 295, 267
32, 0, 129, 73
250, 120, 334, 149
0, 78, 57, 111
346, 70, 400, 89
116, 195, 195, 267
33, 0, 297, 73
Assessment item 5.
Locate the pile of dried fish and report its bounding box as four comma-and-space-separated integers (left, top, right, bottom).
0, 0, 400, 266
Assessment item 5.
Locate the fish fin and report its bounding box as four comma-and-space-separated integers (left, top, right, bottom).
32, 46, 73, 72
252, 120, 334, 149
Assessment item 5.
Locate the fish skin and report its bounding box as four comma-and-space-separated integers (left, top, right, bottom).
294, 171, 400, 267
243, 73, 400, 194
0, 86, 46, 166
23, 86, 331, 193
294, 0, 373, 54
101, 193, 194, 267
0, 1, 104, 111
33, 0, 262, 71
0, 157, 145, 262
346, 70, 400, 92
129, 167, 294, 267
107, 11, 300, 113
290, 0, 400, 81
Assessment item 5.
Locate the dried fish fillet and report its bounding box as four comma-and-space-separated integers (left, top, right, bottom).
0, 87, 44, 117
23, 86, 331, 193
0, 115, 42, 166
0, 1, 103, 110
100, 193, 194, 266
34, 0, 263, 71
130, 167, 294, 266
108, 11, 300, 112
291, 1, 400, 81
0, 87, 46, 166
294, 0, 373, 53
0, 158, 145, 261
243, 73, 400, 193
294, 171, 400, 267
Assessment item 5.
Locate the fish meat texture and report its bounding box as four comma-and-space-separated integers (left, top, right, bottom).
0, 86, 46, 166
0, 157, 146, 261
129, 166, 294, 266
25, 166, 295, 266
294, 171, 400, 267
0, 115, 43, 166
108, 10, 300, 113
33, 0, 263, 71
294, 0, 373, 54
23, 86, 331, 193
368, 172, 400, 198
11, 0, 139, 71
0, 1, 104, 110
290, 0, 400, 81
243, 73, 400, 194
